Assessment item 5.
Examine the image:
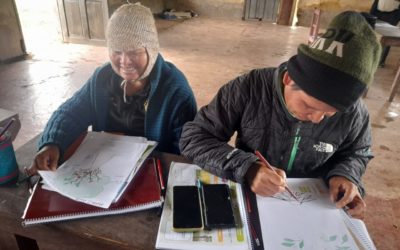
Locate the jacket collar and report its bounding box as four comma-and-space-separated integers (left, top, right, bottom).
147, 54, 163, 101
273, 62, 299, 123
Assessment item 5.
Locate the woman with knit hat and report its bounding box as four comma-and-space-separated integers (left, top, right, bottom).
28, 3, 196, 174
180, 11, 381, 219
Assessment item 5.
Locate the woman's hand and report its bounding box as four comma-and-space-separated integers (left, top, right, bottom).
27, 145, 60, 175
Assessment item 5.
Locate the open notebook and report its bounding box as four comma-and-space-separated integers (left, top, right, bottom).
38, 132, 156, 208
251, 178, 376, 250
22, 158, 163, 226
156, 162, 375, 250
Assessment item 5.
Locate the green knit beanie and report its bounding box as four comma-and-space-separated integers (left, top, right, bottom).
287, 11, 381, 111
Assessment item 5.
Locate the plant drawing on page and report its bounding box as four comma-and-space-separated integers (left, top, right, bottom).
320, 234, 353, 250
64, 168, 102, 187
281, 238, 305, 248
272, 188, 317, 204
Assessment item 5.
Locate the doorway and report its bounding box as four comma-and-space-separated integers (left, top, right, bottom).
14, 0, 61, 56
243, 0, 281, 22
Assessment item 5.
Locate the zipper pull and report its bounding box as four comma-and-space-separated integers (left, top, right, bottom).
144, 99, 148, 112
287, 124, 302, 174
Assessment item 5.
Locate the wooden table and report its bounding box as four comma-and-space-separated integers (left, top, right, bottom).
0, 135, 189, 250
375, 21, 400, 47
375, 21, 400, 101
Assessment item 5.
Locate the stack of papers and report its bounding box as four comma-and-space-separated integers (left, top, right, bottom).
39, 132, 156, 208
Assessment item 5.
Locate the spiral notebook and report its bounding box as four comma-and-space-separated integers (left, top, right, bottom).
155, 162, 252, 250
22, 158, 163, 226
156, 164, 375, 250
248, 178, 376, 250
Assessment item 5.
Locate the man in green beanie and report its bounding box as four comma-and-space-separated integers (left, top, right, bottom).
180, 11, 381, 219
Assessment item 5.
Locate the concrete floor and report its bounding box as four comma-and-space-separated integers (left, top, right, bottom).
1, 7, 399, 250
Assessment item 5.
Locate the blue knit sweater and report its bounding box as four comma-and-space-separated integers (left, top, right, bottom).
39, 54, 197, 155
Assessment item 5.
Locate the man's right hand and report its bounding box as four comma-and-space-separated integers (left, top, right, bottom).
245, 161, 287, 196
27, 145, 60, 175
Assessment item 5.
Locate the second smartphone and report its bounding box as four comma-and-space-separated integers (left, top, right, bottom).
201, 184, 236, 229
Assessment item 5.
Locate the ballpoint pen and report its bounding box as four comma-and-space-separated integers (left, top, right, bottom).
156, 158, 165, 194
255, 150, 300, 203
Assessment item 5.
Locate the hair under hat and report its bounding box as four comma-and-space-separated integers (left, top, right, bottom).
287, 11, 381, 111
106, 3, 159, 80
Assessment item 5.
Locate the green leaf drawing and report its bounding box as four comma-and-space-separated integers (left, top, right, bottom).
329, 235, 337, 241
282, 242, 295, 247
299, 240, 304, 248
283, 238, 295, 242
341, 234, 348, 243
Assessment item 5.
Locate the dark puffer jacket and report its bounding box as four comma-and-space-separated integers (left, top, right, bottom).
180, 63, 372, 196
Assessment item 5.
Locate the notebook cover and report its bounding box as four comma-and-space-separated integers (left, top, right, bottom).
22, 158, 162, 226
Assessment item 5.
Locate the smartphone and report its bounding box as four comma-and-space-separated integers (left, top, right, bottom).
201, 184, 236, 229
172, 185, 203, 232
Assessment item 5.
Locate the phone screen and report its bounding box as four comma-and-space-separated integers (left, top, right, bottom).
201, 184, 236, 229
173, 185, 203, 231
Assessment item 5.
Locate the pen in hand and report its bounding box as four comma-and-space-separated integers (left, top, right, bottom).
255, 150, 300, 203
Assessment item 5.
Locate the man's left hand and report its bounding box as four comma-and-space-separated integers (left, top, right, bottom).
329, 176, 366, 219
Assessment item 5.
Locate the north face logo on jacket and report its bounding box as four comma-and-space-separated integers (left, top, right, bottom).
313, 142, 334, 153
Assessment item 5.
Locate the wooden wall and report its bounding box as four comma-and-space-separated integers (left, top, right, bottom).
0, 0, 26, 63
296, 0, 374, 28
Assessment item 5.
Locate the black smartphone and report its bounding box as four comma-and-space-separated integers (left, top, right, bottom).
172, 185, 204, 232
201, 184, 236, 229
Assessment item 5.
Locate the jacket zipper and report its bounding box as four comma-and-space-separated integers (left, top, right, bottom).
144, 99, 149, 112
287, 125, 301, 174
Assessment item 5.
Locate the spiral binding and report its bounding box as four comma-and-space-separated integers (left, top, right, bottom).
22, 200, 162, 227
340, 209, 376, 250
237, 184, 255, 250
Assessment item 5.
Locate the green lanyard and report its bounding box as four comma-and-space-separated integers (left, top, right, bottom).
287, 126, 301, 174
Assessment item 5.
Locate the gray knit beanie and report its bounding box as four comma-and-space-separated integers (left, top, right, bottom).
287, 11, 381, 111
106, 3, 159, 80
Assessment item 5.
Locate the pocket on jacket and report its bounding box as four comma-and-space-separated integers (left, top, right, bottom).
296, 137, 338, 174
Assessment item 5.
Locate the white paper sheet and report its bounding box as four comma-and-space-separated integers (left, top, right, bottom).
39, 132, 149, 208
257, 178, 359, 250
